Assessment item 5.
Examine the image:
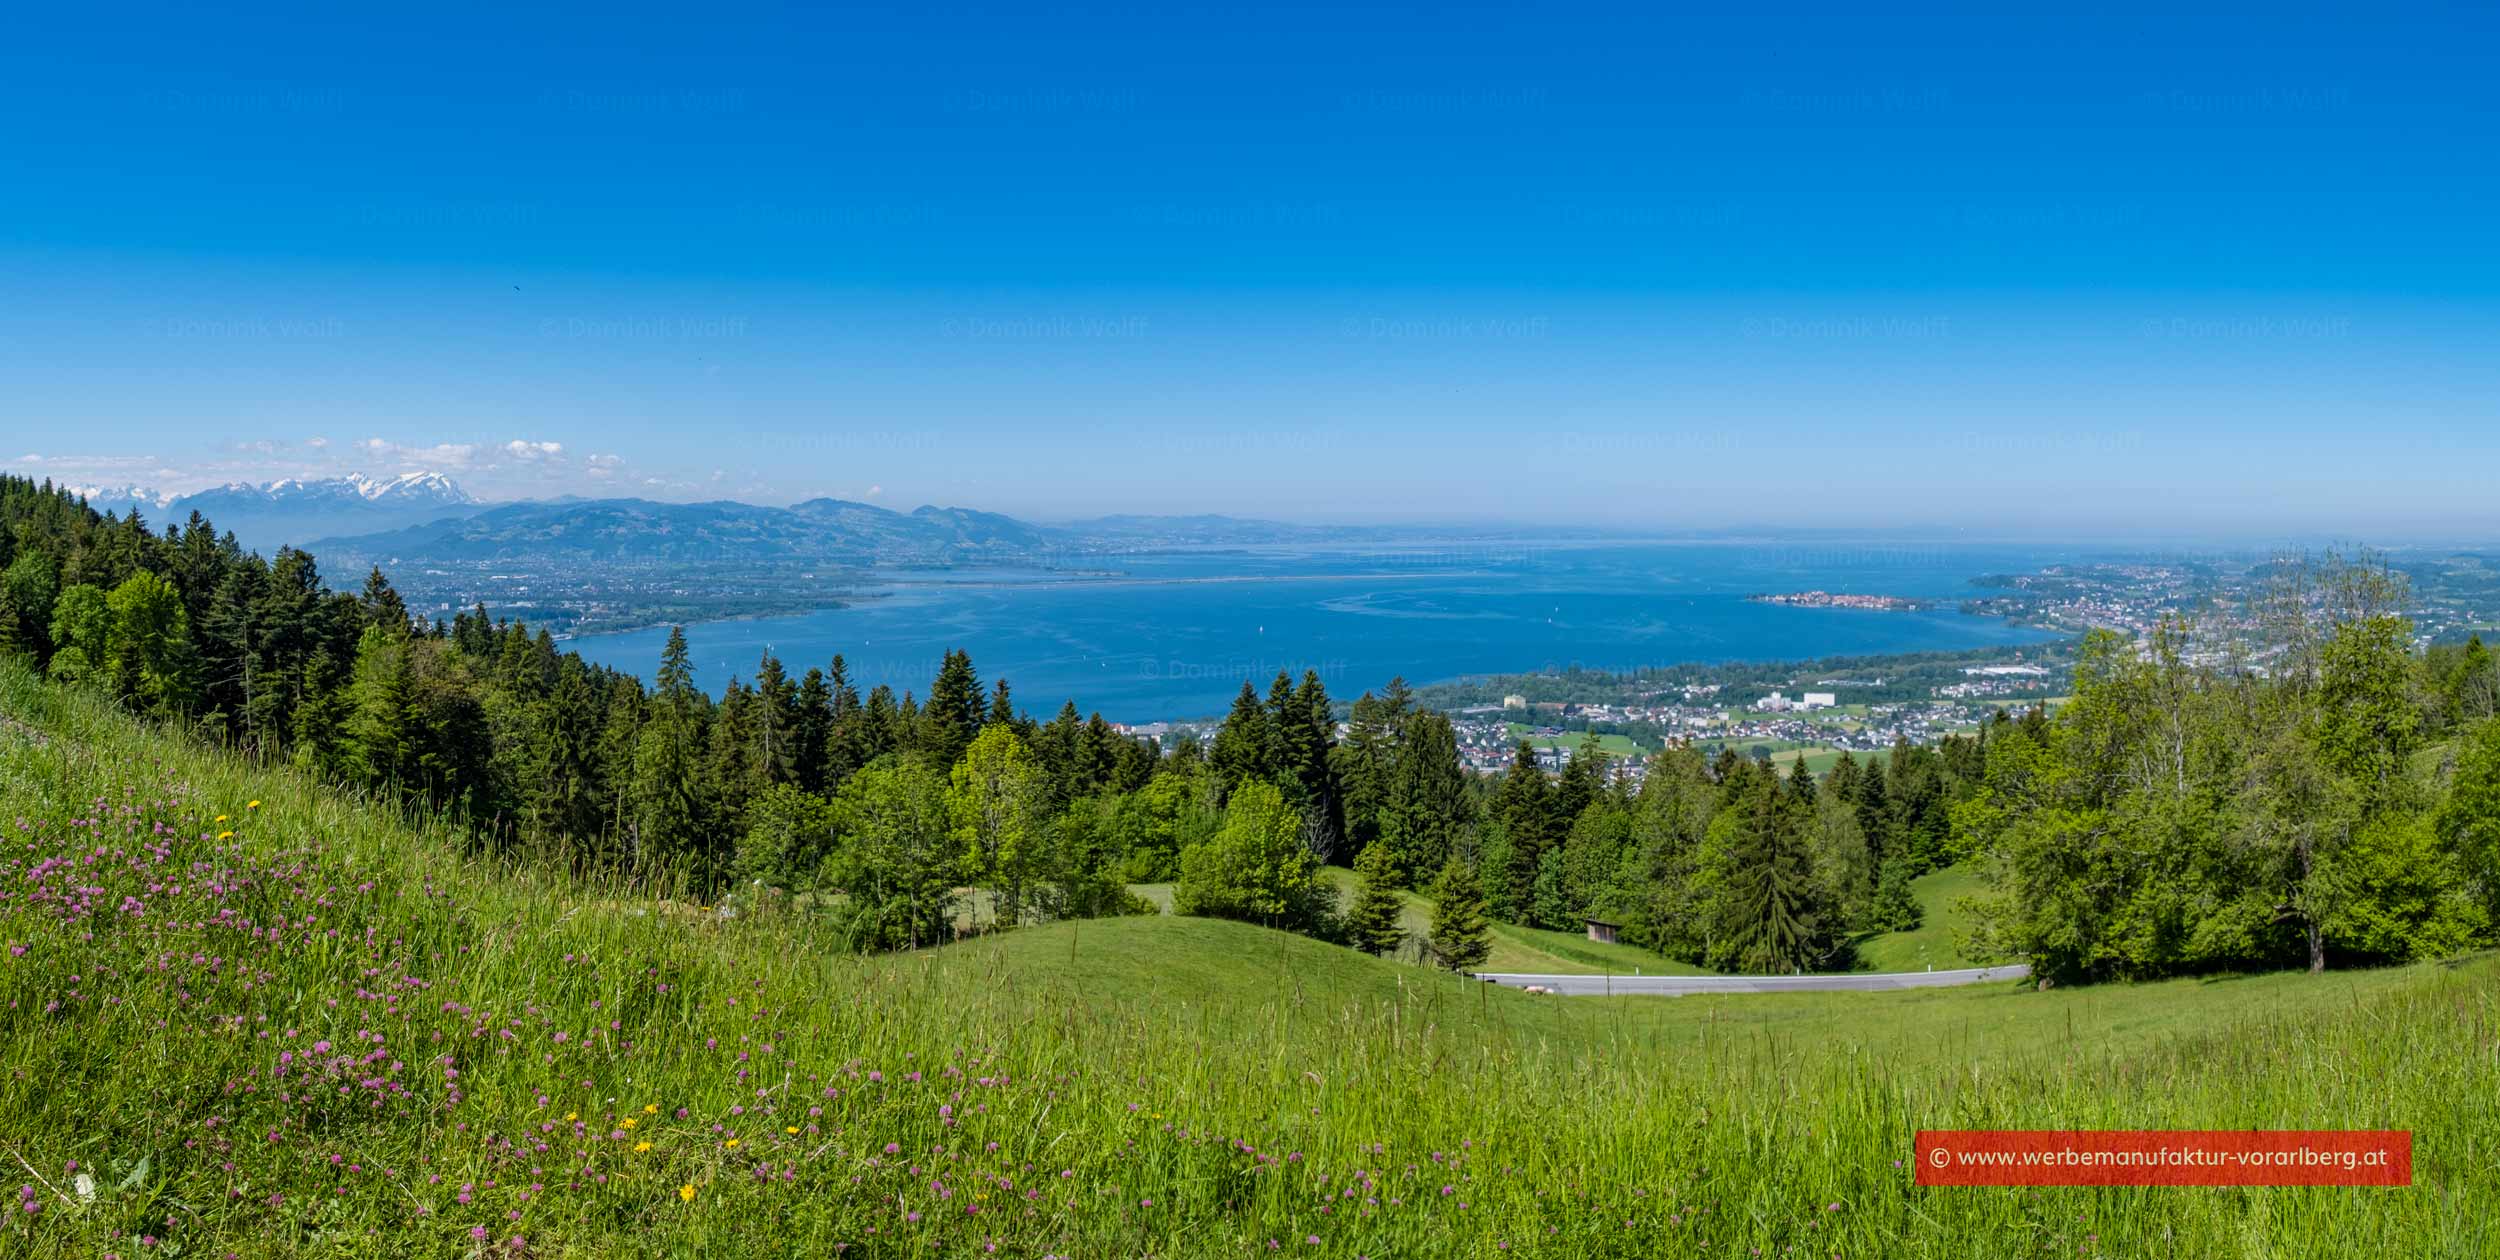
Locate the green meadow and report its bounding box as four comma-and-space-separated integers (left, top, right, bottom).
4, 665, 2496, 1257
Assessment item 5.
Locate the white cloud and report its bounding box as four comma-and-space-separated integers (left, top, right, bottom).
504, 439, 564, 461
306, 436, 330, 449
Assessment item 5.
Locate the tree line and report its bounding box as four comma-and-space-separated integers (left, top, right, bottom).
6, 476, 2494, 979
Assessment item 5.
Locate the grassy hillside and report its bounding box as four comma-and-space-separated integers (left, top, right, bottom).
5, 664, 2498, 1257
1852, 863, 1997, 972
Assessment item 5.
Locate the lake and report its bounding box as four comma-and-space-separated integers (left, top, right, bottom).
567, 540, 2076, 720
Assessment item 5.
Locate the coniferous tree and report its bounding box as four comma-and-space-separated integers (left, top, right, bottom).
863, 684, 901, 761
792, 666, 832, 792
358, 565, 410, 633
1345, 836, 1408, 956
921, 649, 984, 767
1208, 682, 1272, 796
1426, 859, 1492, 971
1488, 740, 1553, 919
1379, 710, 1467, 885
1709, 769, 1830, 974
751, 651, 798, 789
824, 656, 874, 786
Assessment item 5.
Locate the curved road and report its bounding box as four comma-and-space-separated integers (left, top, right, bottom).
1474, 964, 2030, 996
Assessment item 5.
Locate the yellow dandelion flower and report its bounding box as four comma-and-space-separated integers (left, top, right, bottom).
679, 1184, 696, 1202
215, 814, 229, 822
621, 1118, 637, 1129
644, 1104, 659, 1114
566, 1112, 578, 1122
247, 800, 261, 809
785, 1126, 799, 1135
635, 1141, 653, 1153
217, 831, 234, 840
723, 1138, 739, 1148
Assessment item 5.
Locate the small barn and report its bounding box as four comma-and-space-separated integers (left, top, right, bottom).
1583, 918, 1620, 944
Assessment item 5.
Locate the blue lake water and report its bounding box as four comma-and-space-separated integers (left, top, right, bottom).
568, 541, 2078, 721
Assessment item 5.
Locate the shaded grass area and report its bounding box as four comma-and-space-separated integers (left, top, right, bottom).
5, 665, 2496, 1258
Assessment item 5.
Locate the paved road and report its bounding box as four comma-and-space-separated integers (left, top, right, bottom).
1474, 964, 2031, 996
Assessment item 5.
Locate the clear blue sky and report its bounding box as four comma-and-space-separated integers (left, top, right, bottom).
3, 2, 2494, 535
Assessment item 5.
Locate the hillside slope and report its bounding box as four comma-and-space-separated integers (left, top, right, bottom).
3, 664, 2495, 1257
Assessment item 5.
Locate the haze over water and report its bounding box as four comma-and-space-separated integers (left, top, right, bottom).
570, 541, 2073, 721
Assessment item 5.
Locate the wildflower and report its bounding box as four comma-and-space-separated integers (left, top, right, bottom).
621, 1118, 637, 1129
218, 831, 234, 840
215, 814, 229, 822
247, 800, 261, 809
644, 1104, 659, 1114
635, 1142, 652, 1153
724, 1139, 739, 1149
785, 1126, 799, 1135
679, 1185, 696, 1202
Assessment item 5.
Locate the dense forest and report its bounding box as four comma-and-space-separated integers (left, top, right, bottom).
3, 473, 2496, 979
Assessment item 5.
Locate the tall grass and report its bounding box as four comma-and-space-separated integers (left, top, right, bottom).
3, 664, 2494, 1257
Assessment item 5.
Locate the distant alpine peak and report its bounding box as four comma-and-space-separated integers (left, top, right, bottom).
349, 470, 474, 503
68, 483, 178, 509
200, 471, 478, 505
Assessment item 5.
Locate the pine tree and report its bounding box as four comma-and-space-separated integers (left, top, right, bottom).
863, 684, 901, 761
986, 677, 1017, 729
824, 656, 873, 785
1289, 670, 1347, 861
792, 666, 832, 791
1711, 771, 1827, 974
1380, 710, 1467, 885
358, 565, 410, 633
1208, 682, 1271, 796
1345, 836, 1408, 956
1426, 859, 1492, 972
751, 651, 798, 789
343, 623, 415, 791
1332, 686, 1405, 859
1488, 740, 1552, 918
1869, 853, 1923, 933
921, 649, 984, 766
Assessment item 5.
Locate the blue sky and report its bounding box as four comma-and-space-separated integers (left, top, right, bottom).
3, 2, 2494, 534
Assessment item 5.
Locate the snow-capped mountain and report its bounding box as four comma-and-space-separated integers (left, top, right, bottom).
192, 471, 478, 509
79, 473, 489, 549
66, 484, 180, 515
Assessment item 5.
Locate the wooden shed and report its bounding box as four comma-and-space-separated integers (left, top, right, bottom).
1584, 918, 1620, 944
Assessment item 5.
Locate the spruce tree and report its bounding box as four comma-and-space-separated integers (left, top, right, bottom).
1381, 710, 1467, 884
1208, 681, 1272, 796
1869, 853, 1923, 933
1426, 859, 1492, 972
1345, 837, 1408, 957
792, 666, 832, 791
751, 651, 797, 789
921, 649, 984, 767
1488, 740, 1552, 918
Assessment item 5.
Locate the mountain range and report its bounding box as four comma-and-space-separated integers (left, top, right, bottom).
309, 496, 1063, 568
73, 473, 1512, 570
75, 472, 484, 547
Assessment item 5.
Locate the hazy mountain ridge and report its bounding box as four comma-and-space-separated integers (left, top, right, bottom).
75, 472, 486, 548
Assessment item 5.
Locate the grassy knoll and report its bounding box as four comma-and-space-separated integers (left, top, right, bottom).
4, 666, 2497, 1257
1852, 863, 1997, 972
